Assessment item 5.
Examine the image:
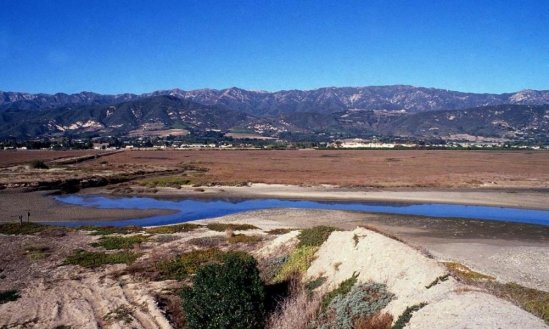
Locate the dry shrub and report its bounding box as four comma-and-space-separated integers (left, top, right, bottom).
188, 236, 226, 248
266, 285, 322, 329
354, 312, 393, 329
225, 227, 235, 238
155, 293, 186, 329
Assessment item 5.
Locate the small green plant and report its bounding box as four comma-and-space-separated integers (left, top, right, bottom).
181, 252, 265, 329
0, 290, 20, 304
266, 228, 292, 235
305, 276, 327, 291
78, 225, 143, 235
228, 234, 262, 244
352, 234, 360, 246
297, 226, 338, 248
64, 250, 140, 268
391, 302, 427, 329
146, 223, 201, 234
104, 305, 134, 324
321, 272, 359, 311
0, 223, 55, 235
274, 246, 319, 283
425, 274, 450, 289
206, 223, 259, 231
444, 262, 495, 281
91, 235, 148, 250
29, 159, 49, 169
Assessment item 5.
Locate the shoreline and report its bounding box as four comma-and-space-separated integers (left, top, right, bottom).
84, 183, 549, 210
1, 184, 547, 225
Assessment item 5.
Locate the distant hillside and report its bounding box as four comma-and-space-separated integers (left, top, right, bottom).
2, 85, 549, 115
0, 93, 547, 141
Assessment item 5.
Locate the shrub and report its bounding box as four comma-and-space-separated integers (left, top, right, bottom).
266, 288, 322, 329
188, 236, 226, 248
322, 282, 394, 329
0, 290, 20, 304
267, 228, 293, 235
444, 262, 495, 281
146, 223, 201, 234
104, 305, 134, 324
354, 312, 393, 329
64, 250, 140, 268
181, 252, 265, 329
91, 235, 148, 250
260, 255, 289, 283
79, 225, 143, 236
321, 272, 359, 311
0, 223, 55, 235
391, 302, 427, 329
24, 244, 51, 260
228, 234, 262, 244
274, 246, 319, 283
297, 226, 338, 248
483, 281, 548, 323
138, 176, 191, 188
305, 276, 327, 292
206, 223, 259, 231
155, 248, 249, 280
29, 159, 48, 169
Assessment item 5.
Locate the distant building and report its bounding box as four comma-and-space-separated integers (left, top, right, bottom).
92, 142, 109, 150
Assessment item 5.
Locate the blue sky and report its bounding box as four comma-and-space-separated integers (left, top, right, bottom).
1, 0, 547, 94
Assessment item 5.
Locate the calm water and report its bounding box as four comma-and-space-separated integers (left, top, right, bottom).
51, 195, 549, 227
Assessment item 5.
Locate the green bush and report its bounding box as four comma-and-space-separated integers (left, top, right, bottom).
146, 223, 201, 234
206, 223, 259, 231
0, 290, 20, 304
138, 175, 191, 188
297, 226, 338, 248
0, 223, 55, 235
29, 159, 48, 169
321, 272, 359, 311
79, 225, 143, 235
320, 282, 394, 329
305, 276, 327, 291
274, 246, 319, 283
228, 234, 262, 244
64, 250, 140, 268
181, 252, 265, 329
155, 249, 250, 280
91, 235, 148, 250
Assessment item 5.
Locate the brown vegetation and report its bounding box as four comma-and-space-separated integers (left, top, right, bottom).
80, 149, 549, 188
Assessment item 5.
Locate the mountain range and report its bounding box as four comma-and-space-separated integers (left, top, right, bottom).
1, 85, 548, 141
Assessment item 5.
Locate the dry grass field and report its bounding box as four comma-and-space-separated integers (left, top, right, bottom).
0, 150, 102, 167
1, 149, 548, 189
79, 149, 549, 188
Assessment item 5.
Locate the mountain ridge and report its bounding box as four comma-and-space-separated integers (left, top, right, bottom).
2, 85, 549, 115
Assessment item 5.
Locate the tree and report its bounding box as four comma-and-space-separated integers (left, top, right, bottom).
181, 252, 265, 329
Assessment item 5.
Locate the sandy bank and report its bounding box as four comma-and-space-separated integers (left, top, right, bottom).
103, 183, 549, 210
198, 208, 549, 291
0, 190, 175, 222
